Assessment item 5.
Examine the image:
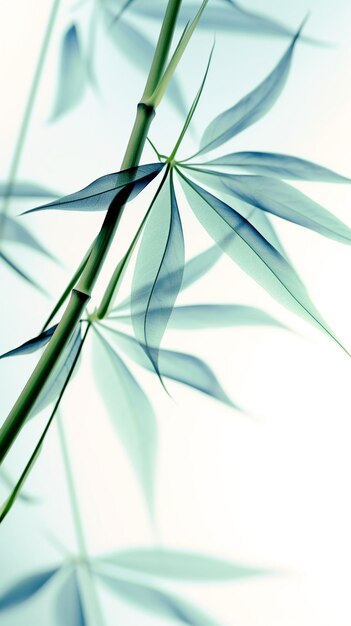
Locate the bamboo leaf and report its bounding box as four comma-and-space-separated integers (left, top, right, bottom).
0, 251, 46, 293
0, 568, 59, 610
0, 181, 58, 198
92, 330, 157, 512
128, 0, 319, 42
2, 215, 55, 259
97, 570, 223, 626
100, 547, 268, 581
131, 172, 184, 374
206, 152, 351, 182
102, 327, 236, 408
56, 569, 86, 626
51, 25, 88, 120
197, 26, 303, 157
23, 163, 164, 213
105, 15, 187, 117
178, 172, 348, 353
197, 169, 351, 244
116, 304, 284, 330
0, 325, 57, 360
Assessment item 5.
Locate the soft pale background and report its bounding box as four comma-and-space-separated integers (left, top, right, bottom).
1, 1, 351, 625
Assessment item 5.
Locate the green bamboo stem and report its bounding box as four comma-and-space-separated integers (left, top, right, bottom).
57, 413, 105, 626
0, 0, 61, 242
0, 0, 183, 463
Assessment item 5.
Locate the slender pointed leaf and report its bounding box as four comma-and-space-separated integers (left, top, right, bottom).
105, 15, 187, 117
51, 25, 87, 120
0, 325, 57, 360
92, 330, 157, 512
131, 173, 184, 373
102, 326, 236, 408
206, 151, 351, 182
56, 569, 86, 626
100, 547, 268, 580
197, 27, 302, 156
23, 163, 164, 213
178, 172, 347, 352
115, 304, 284, 330
0, 251, 46, 292
0, 181, 58, 198
200, 169, 351, 244
2, 215, 54, 259
97, 570, 223, 626
0, 568, 59, 610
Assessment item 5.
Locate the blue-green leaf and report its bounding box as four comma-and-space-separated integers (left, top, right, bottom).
97, 571, 223, 626
56, 569, 86, 626
92, 330, 157, 512
102, 327, 236, 408
100, 547, 268, 580
0, 181, 58, 198
131, 173, 184, 374
0, 251, 46, 292
51, 25, 87, 120
179, 172, 347, 352
32, 325, 83, 417
201, 169, 351, 244
0, 568, 59, 610
128, 0, 318, 42
115, 304, 284, 330
24, 163, 164, 213
2, 215, 55, 259
206, 151, 351, 182
105, 15, 187, 118
0, 325, 57, 360
197, 27, 302, 156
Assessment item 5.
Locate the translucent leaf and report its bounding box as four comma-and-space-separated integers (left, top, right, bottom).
97, 571, 222, 626
102, 327, 236, 408
2, 215, 54, 259
51, 25, 87, 120
0, 325, 57, 360
198, 27, 302, 156
179, 173, 347, 352
207, 151, 351, 182
0, 251, 45, 292
100, 547, 268, 580
203, 170, 351, 244
0, 181, 58, 198
92, 330, 157, 512
116, 304, 284, 330
56, 570, 86, 626
0, 568, 59, 610
131, 173, 184, 373
105, 15, 187, 117
115, 240, 224, 314
24, 163, 164, 213
128, 0, 318, 42
32, 325, 83, 417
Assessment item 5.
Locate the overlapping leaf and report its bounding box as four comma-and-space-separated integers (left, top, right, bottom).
51, 25, 88, 120
92, 330, 157, 512
207, 151, 351, 182
131, 172, 184, 374
188, 167, 351, 244
0, 325, 57, 359
23, 163, 164, 214
101, 326, 235, 408
178, 172, 347, 352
